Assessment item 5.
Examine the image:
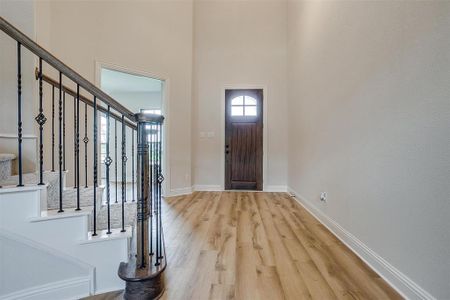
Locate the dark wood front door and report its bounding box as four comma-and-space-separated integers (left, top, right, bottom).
225, 89, 263, 190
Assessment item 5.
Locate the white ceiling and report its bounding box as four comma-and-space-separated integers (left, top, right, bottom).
101, 68, 162, 93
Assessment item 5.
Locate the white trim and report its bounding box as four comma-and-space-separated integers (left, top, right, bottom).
287, 187, 435, 300
264, 185, 287, 192
0, 230, 95, 298
167, 186, 193, 197
167, 185, 287, 194
0, 184, 46, 194
94, 61, 171, 198
0, 276, 92, 300
220, 85, 268, 191
193, 185, 222, 192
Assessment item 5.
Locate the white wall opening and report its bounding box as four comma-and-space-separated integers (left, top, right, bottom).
97, 64, 168, 199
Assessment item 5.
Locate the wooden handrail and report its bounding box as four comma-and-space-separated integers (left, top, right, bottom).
36, 69, 137, 130
0, 16, 135, 121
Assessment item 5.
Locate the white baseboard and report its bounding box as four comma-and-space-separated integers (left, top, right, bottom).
193, 184, 222, 191
264, 185, 287, 192
167, 184, 289, 194
0, 276, 92, 300
166, 186, 193, 197
287, 187, 435, 300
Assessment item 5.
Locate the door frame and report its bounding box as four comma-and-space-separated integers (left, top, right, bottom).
95, 60, 171, 197
220, 84, 268, 191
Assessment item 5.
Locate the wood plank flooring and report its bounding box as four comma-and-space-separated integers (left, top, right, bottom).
85, 191, 402, 300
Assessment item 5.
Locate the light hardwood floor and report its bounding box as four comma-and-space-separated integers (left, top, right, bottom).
86, 191, 402, 300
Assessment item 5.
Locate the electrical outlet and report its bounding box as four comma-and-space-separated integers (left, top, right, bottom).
320, 192, 327, 202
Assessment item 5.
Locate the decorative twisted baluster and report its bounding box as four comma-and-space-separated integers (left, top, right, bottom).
36, 57, 46, 186
84, 102, 88, 188
149, 123, 154, 256
51, 86, 55, 172
58, 72, 64, 213
121, 115, 127, 232
157, 123, 164, 261
105, 106, 112, 234
92, 96, 98, 236
132, 129, 135, 202
75, 85, 81, 211
63, 91, 66, 171
16, 42, 23, 187
154, 123, 160, 265
73, 96, 77, 188
115, 119, 118, 203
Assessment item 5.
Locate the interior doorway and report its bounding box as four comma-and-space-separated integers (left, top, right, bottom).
98, 66, 165, 200
225, 89, 263, 190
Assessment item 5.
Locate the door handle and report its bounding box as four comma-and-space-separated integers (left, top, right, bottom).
225, 150, 229, 154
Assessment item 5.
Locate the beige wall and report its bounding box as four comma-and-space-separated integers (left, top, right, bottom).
3, 1, 449, 296
287, 1, 450, 298
34, 0, 193, 192
192, 0, 288, 190
0, 0, 37, 173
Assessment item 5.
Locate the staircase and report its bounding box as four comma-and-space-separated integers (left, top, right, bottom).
0, 16, 166, 300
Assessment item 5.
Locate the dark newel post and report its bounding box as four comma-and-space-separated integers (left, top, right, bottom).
118, 112, 166, 300
137, 119, 149, 268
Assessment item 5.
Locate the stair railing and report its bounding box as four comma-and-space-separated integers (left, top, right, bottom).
1, 16, 166, 297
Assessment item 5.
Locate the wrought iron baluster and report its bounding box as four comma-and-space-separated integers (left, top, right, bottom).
73, 96, 77, 188
63, 91, 66, 171
105, 106, 112, 234
154, 123, 160, 265
58, 72, 64, 212
84, 102, 88, 188
132, 130, 135, 202
51, 86, 55, 172
16, 42, 23, 187
121, 115, 127, 232
115, 119, 118, 203
36, 57, 46, 185
75, 85, 81, 211
158, 123, 164, 260
149, 124, 153, 256
92, 96, 98, 236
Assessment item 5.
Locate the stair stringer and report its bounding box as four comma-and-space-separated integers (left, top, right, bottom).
0, 186, 131, 295
0, 229, 94, 300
